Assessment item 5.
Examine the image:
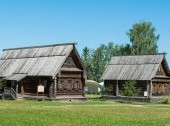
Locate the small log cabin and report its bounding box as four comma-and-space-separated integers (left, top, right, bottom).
0, 43, 86, 100
101, 54, 170, 97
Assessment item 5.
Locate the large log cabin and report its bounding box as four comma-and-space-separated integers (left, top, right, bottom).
101, 54, 170, 98
0, 43, 86, 100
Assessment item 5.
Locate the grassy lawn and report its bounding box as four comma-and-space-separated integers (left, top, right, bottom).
85, 94, 101, 99
0, 99, 170, 126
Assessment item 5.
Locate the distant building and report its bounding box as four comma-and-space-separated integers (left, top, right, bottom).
0, 43, 86, 100
101, 54, 170, 97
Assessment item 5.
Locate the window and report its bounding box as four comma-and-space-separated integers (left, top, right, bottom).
74, 81, 79, 88
64, 57, 76, 67
67, 80, 72, 89
58, 80, 63, 89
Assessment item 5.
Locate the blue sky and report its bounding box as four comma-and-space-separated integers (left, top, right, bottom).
0, 0, 170, 62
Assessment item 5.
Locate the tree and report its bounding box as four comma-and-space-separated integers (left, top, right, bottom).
106, 42, 123, 61
122, 80, 141, 98
127, 21, 159, 54
119, 44, 132, 55
106, 42, 119, 61
81, 47, 91, 61
81, 47, 93, 79
91, 44, 107, 82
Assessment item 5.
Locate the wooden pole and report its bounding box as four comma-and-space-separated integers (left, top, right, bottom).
149, 81, 153, 98
147, 81, 149, 98
11, 80, 14, 88
16, 82, 18, 98
21, 82, 24, 96
82, 79, 85, 97
168, 83, 170, 96
169, 83, 170, 96
53, 77, 57, 98
116, 80, 119, 96
49, 81, 53, 98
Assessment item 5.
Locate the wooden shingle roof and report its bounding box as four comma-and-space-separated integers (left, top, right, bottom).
0, 43, 76, 80
101, 54, 170, 81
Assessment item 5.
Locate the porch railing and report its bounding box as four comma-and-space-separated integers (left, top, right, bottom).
2, 87, 17, 100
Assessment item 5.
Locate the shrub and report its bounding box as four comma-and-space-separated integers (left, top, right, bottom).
122, 80, 141, 97
100, 86, 113, 95
0, 79, 5, 93
161, 96, 170, 104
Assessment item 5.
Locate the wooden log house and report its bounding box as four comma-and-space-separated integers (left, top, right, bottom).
0, 43, 86, 100
101, 54, 170, 98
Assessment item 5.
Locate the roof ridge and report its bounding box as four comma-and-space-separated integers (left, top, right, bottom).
3, 42, 77, 51
111, 53, 167, 57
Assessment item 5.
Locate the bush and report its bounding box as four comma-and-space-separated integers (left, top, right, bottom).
100, 86, 113, 95
161, 96, 170, 104
0, 79, 5, 93
122, 80, 141, 97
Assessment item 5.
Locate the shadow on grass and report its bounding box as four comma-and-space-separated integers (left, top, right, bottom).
115, 100, 134, 104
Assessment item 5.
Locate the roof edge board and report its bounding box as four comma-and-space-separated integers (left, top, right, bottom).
0, 54, 66, 60
108, 63, 161, 65
3, 42, 77, 51
110, 53, 167, 57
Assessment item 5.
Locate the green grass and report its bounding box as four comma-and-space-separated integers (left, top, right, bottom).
0, 100, 170, 126
85, 94, 101, 99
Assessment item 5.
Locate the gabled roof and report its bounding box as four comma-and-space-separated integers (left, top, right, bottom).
101, 54, 170, 81
0, 43, 76, 80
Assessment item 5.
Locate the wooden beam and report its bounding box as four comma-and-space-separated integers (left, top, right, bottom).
21, 82, 24, 96
168, 83, 170, 96
53, 77, 57, 98
147, 81, 149, 98
11, 80, 14, 88
16, 82, 18, 98
116, 80, 119, 96
149, 81, 153, 98
49, 79, 53, 98
152, 79, 170, 82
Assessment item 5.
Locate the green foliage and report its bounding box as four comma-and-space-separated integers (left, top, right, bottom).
91, 44, 107, 82
0, 78, 4, 93
127, 21, 159, 55
122, 80, 141, 97
161, 96, 170, 104
85, 94, 101, 99
100, 86, 113, 95
81, 47, 93, 79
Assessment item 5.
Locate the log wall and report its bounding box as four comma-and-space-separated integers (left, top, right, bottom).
56, 71, 83, 95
